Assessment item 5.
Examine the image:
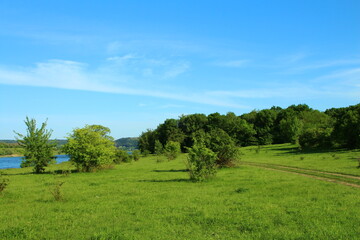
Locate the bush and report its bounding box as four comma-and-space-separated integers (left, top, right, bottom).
50, 181, 65, 201
141, 150, 150, 157
0, 175, 9, 194
216, 144, 240, 167
132, 150, 141, 161
186, 144, 217, 182
154, 140, 164, 155
115, 149, 132, 163
206, 128, 240, 167
164, 141, 181, 160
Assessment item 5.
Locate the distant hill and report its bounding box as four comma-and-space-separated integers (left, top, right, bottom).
115, 137, 139, 150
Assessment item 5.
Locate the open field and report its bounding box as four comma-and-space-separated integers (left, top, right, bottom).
1, 145, 360, 239
242, 144, 360, 176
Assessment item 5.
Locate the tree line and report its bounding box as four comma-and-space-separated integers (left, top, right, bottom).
139, 103, 360, 153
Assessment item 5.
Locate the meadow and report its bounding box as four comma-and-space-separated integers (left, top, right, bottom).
1, 144, 359, 240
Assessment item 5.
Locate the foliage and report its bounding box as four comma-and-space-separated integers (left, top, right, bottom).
279, 116, 303, 144
132, 150, 141, 161
329, 104, 360, 149
138, 129, 156, 154
206, 128, 240, 167
50, 181, 65, 201
14, 117, 56, 173
186, 144, 217, 181
0, 176, 9, 194
156, 119, 186, 146
114, 149, 132, 163
63, 125, 116, 172
138, 103, 360, 154
299, 127, 332, 149
164, 141, 181, 160
154, 140, 164, 155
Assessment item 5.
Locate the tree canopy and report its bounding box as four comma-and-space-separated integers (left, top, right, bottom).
63, 125, 117, 172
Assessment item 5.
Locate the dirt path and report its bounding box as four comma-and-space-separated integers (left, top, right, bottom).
242, 161, 360, 180
242, 162, 360, 189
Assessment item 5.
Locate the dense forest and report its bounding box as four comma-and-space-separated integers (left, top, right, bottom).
138, 103, 360, 153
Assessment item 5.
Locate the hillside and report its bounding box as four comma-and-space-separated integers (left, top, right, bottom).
114, 137, 139, 150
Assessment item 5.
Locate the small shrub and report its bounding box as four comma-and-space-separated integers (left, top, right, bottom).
50, 181, 65, 201
142, 150, 150, 157
186, 144, 217, 182
154, 140, 164, 155
357, 158, 360, 168
300, 156, 305, 160
164, 141, 181, 161
132, 150, 141, 161
216, 144, 240, 167
255, 146, 261, 154
115, 149, 132, 163
0, 177, 9, 194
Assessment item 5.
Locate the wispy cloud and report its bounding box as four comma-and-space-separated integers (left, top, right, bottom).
213, 60, 249, 68
0, 59, 245, 108
285, 52, 308, 63
281, 59, 360, 74
106, 54, 189, 79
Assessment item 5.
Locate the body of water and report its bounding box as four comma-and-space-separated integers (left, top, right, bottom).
0, 155, 70, 169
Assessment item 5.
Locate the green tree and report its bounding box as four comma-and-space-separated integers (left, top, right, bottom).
15, 117, 56, 173
138, 129, 156, 154
279, 116, 303, 144
63, 125, 116, 172
156, 119, 185, 147
164, 141, 181, 160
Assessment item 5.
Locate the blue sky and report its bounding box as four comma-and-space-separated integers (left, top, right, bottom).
0, 0, 359, 139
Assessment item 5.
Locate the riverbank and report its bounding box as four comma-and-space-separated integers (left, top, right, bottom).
0, 154, 22, 158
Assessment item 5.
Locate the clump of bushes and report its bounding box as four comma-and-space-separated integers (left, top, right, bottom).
186, 144, 217, 182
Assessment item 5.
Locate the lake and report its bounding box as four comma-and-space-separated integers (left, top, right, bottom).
0, 155, 70, 169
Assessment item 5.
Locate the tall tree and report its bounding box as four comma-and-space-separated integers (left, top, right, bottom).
15, 117, 55, 173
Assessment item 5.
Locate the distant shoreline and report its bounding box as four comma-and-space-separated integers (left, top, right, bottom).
0, 154, 23, 158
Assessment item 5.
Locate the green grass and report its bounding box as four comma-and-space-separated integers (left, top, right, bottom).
242, 143, 360, 176
1, 148, 360, 239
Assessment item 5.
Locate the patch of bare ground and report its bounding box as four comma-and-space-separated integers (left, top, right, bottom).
242, 162, 360, 188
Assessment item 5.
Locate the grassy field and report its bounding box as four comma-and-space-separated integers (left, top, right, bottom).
1, 144, 359, 239
242, 143, 360, 175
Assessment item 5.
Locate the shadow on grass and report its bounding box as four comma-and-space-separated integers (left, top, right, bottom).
152, 169, 189, 173
138, 178, 191, 183
1, 169, 78, 176
273, 145, 348, 156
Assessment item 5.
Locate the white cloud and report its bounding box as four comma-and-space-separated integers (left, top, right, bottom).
0, 59, 245, 108
282, 59, 360, 74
